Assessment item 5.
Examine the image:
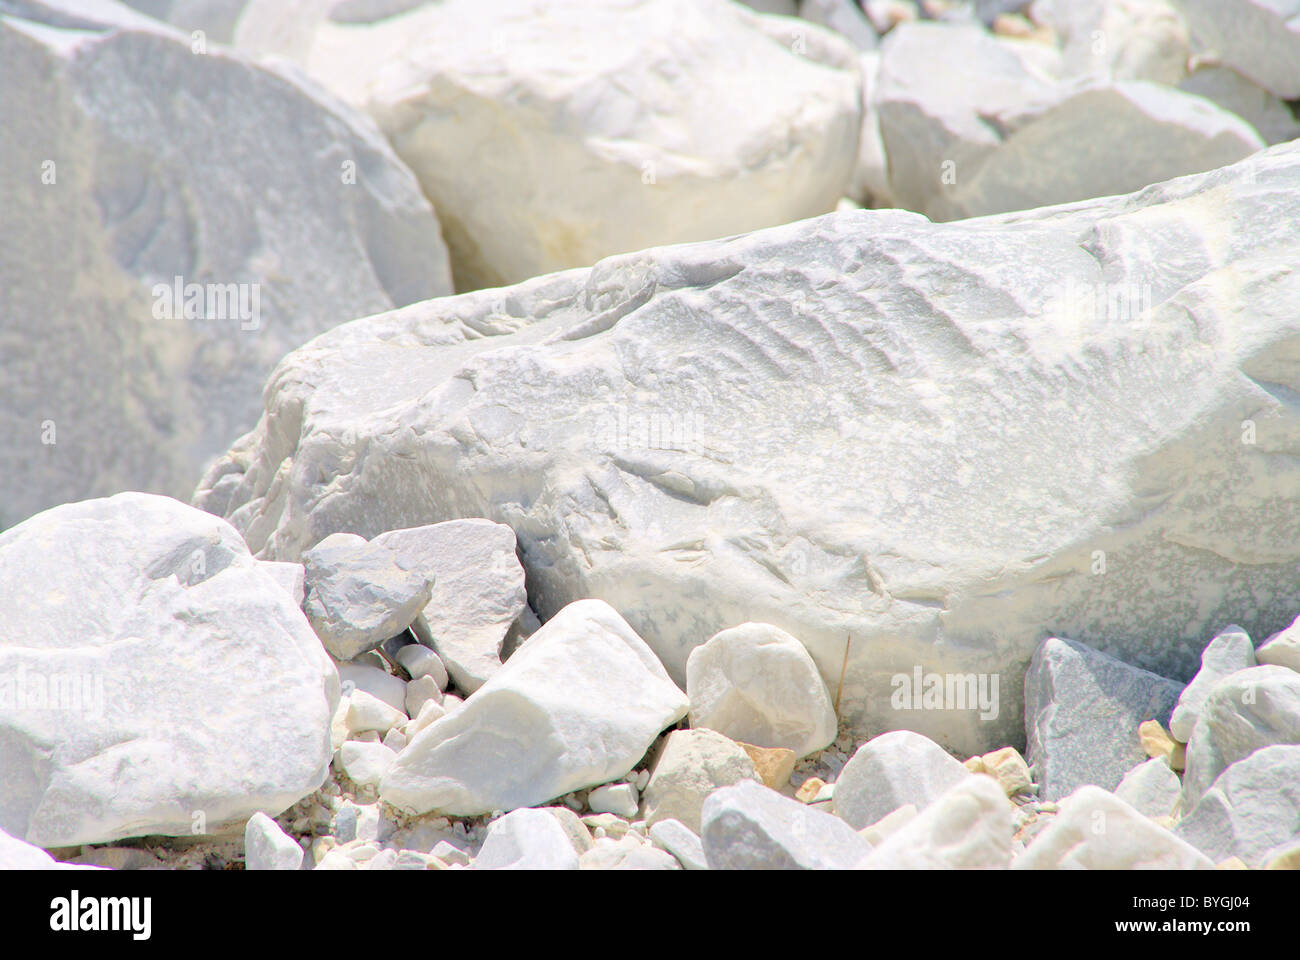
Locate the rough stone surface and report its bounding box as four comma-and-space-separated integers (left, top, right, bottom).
1013, 786, 1215, 869
686, 622, 837, 758
381, 600, 688, 816
245, 811, 305, 870
857, 775, 1013, 868
1175, 744, 1300, 866
641, 728, 762, 833
701, 779, 873, 869
1169, 625, 1256, 742
1180, 665, 1300, 809
302, 533, 433, 661
1114, 757, 1183, 819
876, 20, 1260, 220
0, 1, 451, 528
834, 730, 970, 829
0, 493, 338, 847
473, 807, 580, 870
1170, 0, 1300, 98
198, 141, 1300, 757
374, 520, 528, 693
1025, 637, 1183, 800
241, 0, 861, 291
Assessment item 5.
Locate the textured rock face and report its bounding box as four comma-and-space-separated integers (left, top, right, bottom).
373, 520, 529, 693
875, 20, 1262, 220
1025, 638, 1183, 801
1176, 744, 1300, 867
0, 1, 451, 529
237, 0, 861, 291
1169, 0, 1300, 98
1180, 665, 1300, 809
0, 493, 338, 847
380, 600, 688, 816
198, 141, 1300, 756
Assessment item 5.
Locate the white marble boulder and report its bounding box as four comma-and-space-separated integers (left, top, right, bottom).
236, 0, 861, 290
874, 20, 1261, 220
0, 1, 452, 529
0, 493, 338, 848
198, 141, 1300, 756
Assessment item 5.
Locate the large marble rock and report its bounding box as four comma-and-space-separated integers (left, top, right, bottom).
1025, 638, 1183, 800
833, 730, 970, 829
0, 1, 451, 529
0, 493, 338, 847
700, 779, 873, 869
234, 0, 861, 291
1180, 665, 1300, 809
198, 140, 1300, 756
1176, 744, 1300, 867
876, 20, 1261, 220
686, 622, 837, 758
374, 519, 529, 693
380, 600, 688, 816
1169, 0, 1300, 98
1012, 785, 1214, 869
1168, 625, 1255, 742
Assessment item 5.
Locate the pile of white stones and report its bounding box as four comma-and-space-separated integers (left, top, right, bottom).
2, 490, 1298, 870
1, 0, 1299, 871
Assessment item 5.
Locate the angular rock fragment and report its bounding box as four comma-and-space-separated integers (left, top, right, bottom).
381, 600, 688, 816
1025, 638, 1182, 800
